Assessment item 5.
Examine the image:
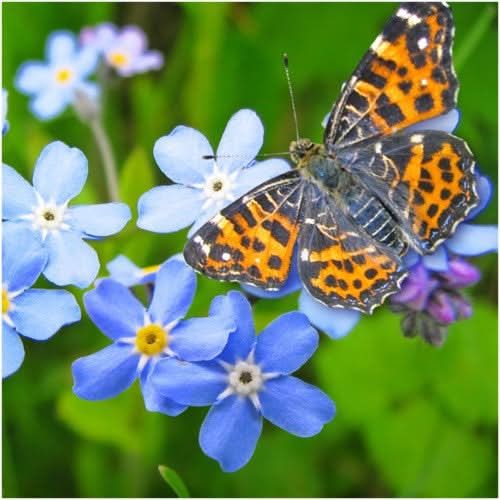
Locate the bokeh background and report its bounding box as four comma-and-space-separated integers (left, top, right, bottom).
2, 2, 498, 497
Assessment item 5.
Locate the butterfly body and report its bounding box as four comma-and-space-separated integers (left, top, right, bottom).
184, 2, 479, 314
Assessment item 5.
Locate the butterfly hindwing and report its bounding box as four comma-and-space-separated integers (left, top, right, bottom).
326, 2, 457, 148
339, 129, 479, 253
298, 183, 407, 313
184, 171, 304, 289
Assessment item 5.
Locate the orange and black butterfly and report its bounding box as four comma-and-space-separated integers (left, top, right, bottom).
184, 2, 478, 313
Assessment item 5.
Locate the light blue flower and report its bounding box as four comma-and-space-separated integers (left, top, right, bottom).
2, 141, 131, 288
151, 291, 335, 472
2, 89, 8, 134
106, 254, 159, 287
80, 23, 163, 77
72, 258, 235, 416
2, 225, 81, 378
137, 109, 290, 236
15, 31, 99, 120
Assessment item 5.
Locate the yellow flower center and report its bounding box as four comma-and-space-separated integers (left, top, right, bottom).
55, 68, 73, 84
135, 324, 167, 356
2, 289, 10, 315
109, 51, 129, 68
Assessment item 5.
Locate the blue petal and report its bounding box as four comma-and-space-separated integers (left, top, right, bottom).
406, 108, 459, 134
72, 343, 139, 400
2, 325, 25, 379
46, 31, 76, 63
254, 312, 318, 374
30, 89, 69, 121
68, 202, 131, 237
186, 206, 219, 237
15, 62, 51, 95
33, 141, 88, 204
467, 173, 492, 220
446, 223, 498, 256
151, 358, 226, 406
75, 46, 99, 77
2, 163, 37, 219
169, 315, 234, 361
153, 126, 214, 185
84, 278, 145, 340
216, 109, 264, 174
2, 224, 46, 292
298, 289, 361, 339
260, 376, 335, 437
209, 291, 255, 364
199, 395, 262, 472
148, 259, 196, 325
137, 185, 203, 233
10, 289, 80, 340
403, 250, 420, 268
139, 363, 187, 416
106, 255, 143, 287
234, 158, 291, 195
44, 231, 99, 288
421, 245, 449, 271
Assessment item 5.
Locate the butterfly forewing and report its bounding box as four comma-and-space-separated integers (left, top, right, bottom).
325, 2, 457, 148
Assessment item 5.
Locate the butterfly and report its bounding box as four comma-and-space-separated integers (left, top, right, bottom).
183, 2, 479, 314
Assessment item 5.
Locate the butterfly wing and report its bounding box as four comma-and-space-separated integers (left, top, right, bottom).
298, 183, 407, 313
325, 2, 457, 148
184, 171, 304, 289
338, 130, 479, 254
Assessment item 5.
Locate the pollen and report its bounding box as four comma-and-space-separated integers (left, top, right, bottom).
135, 324, 167, 356
55, 68, 73, 84
2, 289, 9, 315
109, 51, 129, 68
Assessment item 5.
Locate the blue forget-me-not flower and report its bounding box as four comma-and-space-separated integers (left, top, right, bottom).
2, 89, 8, 135
72, 258, 235, 416
137, 109, 290, 236
2, 225, 81, 378
151, 291, 335, 472
15, 31, 99, 120
2, 141, 131, 288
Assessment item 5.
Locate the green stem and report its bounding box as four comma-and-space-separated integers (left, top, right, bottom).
88, 117, 120, 202
454, 4, 496, 72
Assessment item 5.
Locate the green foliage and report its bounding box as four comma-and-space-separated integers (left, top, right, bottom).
158, 465, 191, 498
2, 2, 497, 497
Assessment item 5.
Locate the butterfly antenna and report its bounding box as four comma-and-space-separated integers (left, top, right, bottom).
283, 53, 300, 142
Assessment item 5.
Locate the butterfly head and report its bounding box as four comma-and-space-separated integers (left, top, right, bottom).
289, 138, 315, 164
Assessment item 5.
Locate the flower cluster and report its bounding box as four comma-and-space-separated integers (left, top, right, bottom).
73, 261, 334, 471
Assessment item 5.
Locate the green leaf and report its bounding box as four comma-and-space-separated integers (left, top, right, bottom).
158, 465, 190, 497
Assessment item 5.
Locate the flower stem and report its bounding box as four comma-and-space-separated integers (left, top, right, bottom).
88, 117, 120, 202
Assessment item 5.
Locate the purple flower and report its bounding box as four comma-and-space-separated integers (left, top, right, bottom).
71, 258, 235, 416
80, 23, 163, 77
150, 291, 335, 472
15, 31, 99, 120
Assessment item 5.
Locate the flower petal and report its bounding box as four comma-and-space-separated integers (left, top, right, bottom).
467, 173, 492, 220
127, 51, 163, 74
10, 289, 80, 340
84, 278, 145, 341
216, 109, 264, 174
137, 185, 203, 233
2, 163, 37, 219
298, 290, 361, 339
169, 315, 234, 361
151, 358, 226, 406
140, 363, 187, 416
235, 158, 291, 195
153, 126, 214, 184
44, 231, 99, 288
260, 376, 335, 437
46, 31, 76, 63
2, 325, 25, 379
420, 245, 449, 272
255, 312, 318, 374
68, 202, 131, 237
106, 255, 143, 287
406, 108, 459, 134
148, 259, 196, 326
30, 89, 69, 121
15, 62, 51, 95
209, 291, 255, 364
117, 25, 147, 55
2, 224, 46, 292
72, 343, 139, 400
33, 141, 88, 204
199, 395, 262, 472
75, 46, 99, 77
446, 223, 498, 256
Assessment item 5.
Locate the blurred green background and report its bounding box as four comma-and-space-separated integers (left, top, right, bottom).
2, 2, 498, 497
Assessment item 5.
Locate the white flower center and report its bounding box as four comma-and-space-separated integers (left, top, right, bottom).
228, 360, 263, 396
21, 193, 70, 240
195, 162, 240, 211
